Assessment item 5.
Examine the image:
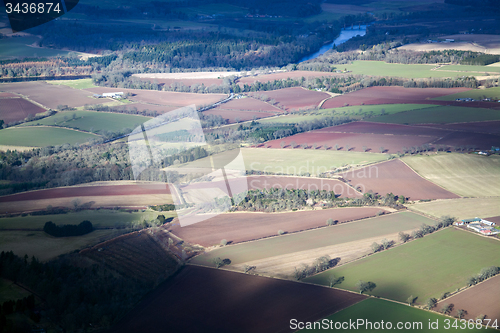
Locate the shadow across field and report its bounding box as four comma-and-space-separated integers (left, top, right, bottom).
109, 265, 366, 333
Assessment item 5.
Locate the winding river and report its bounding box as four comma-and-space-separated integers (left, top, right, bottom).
299, 25, 368, 63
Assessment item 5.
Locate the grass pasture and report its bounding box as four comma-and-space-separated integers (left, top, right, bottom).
46, 78, 97, 90
190, 211, 435, 267
342, 61, 486, 78
301, 298, 498, 332
20, 110, 150, 134
433, 86, 500, 101
259, 104, 438, 124
0, 229, 124, 262
408, 197, 500, 220
403, 154, 500, 197
0, 36, 71, 59
304, 228, 500, 304
0, 126, 99, 147
437, 64, 500, 74
370, 105, 500, 124
177, 148, 389, 176
0, 210, 170, 230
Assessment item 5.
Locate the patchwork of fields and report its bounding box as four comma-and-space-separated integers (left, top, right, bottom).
110, 265, 366, 333
19, 110, 151, 133
0, 95, 46, 123
304, 228, 500, 304
341, 159, 460, 200
169, 207, 384, 247
172, 148, 389, 176
437, 274, 500, 323
1, 69, 500, 332
341, 61, 492, 78
303, 298, 498, 332
0, 182, 173, 214
190, 211, 435, 277
408, 197, 500, 219
322, 86, 472, 109
403, 154, 500, 197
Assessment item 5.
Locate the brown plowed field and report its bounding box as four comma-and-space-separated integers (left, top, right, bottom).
213, 97, 283, 113
81, 230, 180, 284
0, 194, 172, 214
321, 86, 472, 109
432, 132, 500, 150
0, 97, 46, 123
113, 103, 177, 114
85, 87, 226, 107
238, 70, 341, 85
0, 183, 171, 202
415, 121, 500, 135
0, 82, 104, 108
249, 87, 330, 110
264, 131, 436, 153
340, 159, 460, 200
202, 109, 276, 123
109, 265, 366, 333
320, 121, 451, 136
289, 122, 500, 151
169, 207, 386, 247
483, 216, 500, 224
0, 183, 172, 214
437, 275, 500, 323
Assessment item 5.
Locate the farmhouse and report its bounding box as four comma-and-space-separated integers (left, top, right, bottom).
465, 219, 499, 236
102, 92, 124, 99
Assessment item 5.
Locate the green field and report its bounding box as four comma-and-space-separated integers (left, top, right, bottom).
190, 211, 435, 266
20, 110, 150, 134
173, 148, 390, 175
433, 86, 500, 101
403, 154, 500, 197
0, 278, 32, 303
342, 61, 486, 78
0, 229, 126, 261
259, 104, 438, 124
0, 210, 172, 230
46, 78, 97, 90
437, 64, 500, 74
408, 197, 500, 220
301, 298, 497, 332
304, 228, 500, 304
370, 105, 500, 124
0, 36, 71, 59
0, 126, 99, 147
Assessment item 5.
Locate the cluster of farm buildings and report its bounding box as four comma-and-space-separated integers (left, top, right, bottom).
455, 218, 500, 236
92, 92, 124, 99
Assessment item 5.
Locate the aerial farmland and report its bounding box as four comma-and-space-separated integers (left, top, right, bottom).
1, 0, 500, 331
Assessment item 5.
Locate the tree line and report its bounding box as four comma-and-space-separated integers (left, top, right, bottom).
43, 220, 93, 237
